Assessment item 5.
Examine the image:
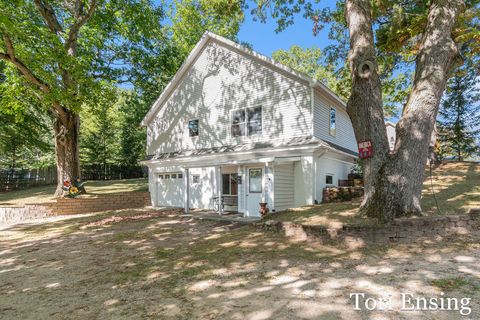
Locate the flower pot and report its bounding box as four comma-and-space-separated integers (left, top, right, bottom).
259, 202, 269, 218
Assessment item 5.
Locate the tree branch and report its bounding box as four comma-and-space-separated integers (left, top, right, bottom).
1, 34, 68, 122
66, 0, 97, 56
1, 35, 50, 93
33, 0, 63, 34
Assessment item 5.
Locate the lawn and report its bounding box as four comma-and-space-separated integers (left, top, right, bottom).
1, 209, 479, 319
0, 178, 148, 206
267, 161, 480, 228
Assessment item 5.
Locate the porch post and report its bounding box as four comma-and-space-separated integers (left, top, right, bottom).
216, 166, 222, 213
313, 156, 317, 204
263, 162, 268, 203
184, 168, 189, 214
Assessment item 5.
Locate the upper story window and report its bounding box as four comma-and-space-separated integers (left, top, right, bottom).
231, 106, 262, 137
329, 107, 336, 136
188, 119, 199, 137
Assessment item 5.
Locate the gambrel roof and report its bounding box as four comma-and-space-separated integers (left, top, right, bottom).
141, 31, 346, 126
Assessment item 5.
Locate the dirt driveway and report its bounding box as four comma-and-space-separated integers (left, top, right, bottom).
1, 209, 479, 319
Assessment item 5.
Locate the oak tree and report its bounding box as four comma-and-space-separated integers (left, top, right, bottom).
254, 0, 479, 221
0, 0, 168, 195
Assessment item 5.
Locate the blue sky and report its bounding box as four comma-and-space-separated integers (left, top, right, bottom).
238, 3, 335, 57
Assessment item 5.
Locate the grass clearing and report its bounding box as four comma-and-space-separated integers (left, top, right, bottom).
0, 178, 148, 206
1, 209, 480, 319
431, 277, 472, 292
269, 161, 479, 228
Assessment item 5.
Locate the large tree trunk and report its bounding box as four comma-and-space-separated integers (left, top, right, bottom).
53, 109, 81, 197
345, 0, 464, 222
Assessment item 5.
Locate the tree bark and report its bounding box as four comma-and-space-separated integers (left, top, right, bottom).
345, 0, 465, 222
53, 109, 81, 197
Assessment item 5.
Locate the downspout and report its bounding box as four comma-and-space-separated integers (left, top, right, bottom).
184, 168, 189, 214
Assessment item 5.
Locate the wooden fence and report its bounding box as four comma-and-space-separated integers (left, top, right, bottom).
0, 165, 147, 192
0, 166, 57, 192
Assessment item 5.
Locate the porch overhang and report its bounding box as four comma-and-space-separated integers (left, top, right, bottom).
141, 144, 320, 168
141, 136, 357, 169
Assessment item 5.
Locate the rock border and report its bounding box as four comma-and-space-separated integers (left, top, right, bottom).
262, 209, 480, 247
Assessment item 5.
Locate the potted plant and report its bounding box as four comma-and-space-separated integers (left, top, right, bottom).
259, 202, 269, 218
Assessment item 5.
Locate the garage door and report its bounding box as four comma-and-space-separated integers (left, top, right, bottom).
156, 172, 184, 207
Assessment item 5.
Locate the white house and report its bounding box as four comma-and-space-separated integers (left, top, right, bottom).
141, 32, 358, 217
385, 121, 396, 151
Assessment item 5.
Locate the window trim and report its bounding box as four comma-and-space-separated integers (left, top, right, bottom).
230, 105, 263, 137
325, 174, 334, 185
329, 107, 336, 137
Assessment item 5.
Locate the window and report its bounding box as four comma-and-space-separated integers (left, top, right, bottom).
171, 174, 177, 179
326, 175, 333, 185
165, 174, 170, 179
178, 173, 183, 179
329, 107, 336, 136
192, 175, 200, 184
247, 106, 262, 135
248, 168, 262, 193
222, 173, 238, 195
188, 119, 199, 137
158, 175, 163, 179
231, 109, 246, 137
231, 106, 262, 137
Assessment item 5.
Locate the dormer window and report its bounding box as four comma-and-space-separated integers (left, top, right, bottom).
231, 106, 262, 137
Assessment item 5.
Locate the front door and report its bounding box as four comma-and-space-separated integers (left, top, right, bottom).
246, 167, 263, 217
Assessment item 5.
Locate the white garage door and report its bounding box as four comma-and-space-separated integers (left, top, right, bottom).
156, 172, 184, 207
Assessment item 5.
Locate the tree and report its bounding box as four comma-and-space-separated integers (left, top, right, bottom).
0, 0, 168, 195
272, 45, 350, 100
0, 61, 54, 169
437, 62, 480, 161
170, 0, 245, 59
272, 45, 409, 118
80, 84, 120, 176
117, 91, 148, 169
0, 113, 53, 169
253, 0, 479, 221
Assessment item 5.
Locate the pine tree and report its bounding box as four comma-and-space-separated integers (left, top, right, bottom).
437, 63, 480, 161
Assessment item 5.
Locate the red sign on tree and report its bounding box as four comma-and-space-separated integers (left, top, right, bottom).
358, 140, 373, 159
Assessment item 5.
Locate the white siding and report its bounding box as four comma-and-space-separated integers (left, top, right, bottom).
313, 89, 357, 152
189, 167, 217, 209
293, 157, 314, 207
315, 152, 354, 201
273, 163, 294, 211
147, 39, 312, 155
386, 123, 396, 150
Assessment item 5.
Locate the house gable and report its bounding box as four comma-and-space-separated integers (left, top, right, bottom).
312, 89, 357, 153
146, 38, 313, 155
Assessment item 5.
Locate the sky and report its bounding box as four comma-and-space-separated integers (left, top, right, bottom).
237, 3, 336, 58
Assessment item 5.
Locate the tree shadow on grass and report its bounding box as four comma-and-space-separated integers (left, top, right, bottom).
0, 208, 479, 319
421, 162, 479, 215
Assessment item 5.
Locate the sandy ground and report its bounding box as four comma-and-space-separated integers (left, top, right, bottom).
1, 208, 479, 320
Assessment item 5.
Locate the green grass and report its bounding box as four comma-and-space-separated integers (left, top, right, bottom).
267, 161, 479, 228
0, 178, 148, 206
431, 277, 472, 291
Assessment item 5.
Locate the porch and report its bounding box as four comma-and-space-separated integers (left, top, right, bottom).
184, 162, 271, 218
